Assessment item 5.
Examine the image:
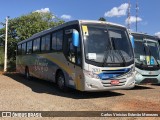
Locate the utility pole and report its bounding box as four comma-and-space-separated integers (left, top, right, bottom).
136, 0, 139, 32
127, 0, 131, 29
4, 16, 9, 72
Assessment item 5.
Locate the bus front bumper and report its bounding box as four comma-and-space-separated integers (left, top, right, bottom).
135, 72, 160, 84
82, 71, 136, 92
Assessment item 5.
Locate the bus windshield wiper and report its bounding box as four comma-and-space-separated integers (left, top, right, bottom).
102, 43, 126, 67
102, 44, 112, 67
102, 28, 126, 67
111, 38, 126, 66
102, 42, 122, 67
117, 50, 126, 66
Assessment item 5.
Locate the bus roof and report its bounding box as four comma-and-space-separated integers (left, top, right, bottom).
18, 20, 126, 45
131, 32, 157, 39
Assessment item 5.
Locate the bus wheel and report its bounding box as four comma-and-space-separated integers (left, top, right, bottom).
25, 67, 30, 80
56, 71, 68, 91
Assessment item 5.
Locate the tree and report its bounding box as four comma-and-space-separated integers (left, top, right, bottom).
98, 17, 106, 21
0, 12, 64, 62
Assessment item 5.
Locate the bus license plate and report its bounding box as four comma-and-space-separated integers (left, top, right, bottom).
111, 80, 119, 85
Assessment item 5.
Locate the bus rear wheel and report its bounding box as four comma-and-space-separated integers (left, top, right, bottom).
56, 71, 68, 92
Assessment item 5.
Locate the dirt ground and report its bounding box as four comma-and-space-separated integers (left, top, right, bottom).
0, 73, 160, 120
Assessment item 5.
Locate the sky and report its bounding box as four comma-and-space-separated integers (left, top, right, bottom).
0, 0, 160, 37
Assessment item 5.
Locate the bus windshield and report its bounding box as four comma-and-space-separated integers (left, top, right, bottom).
146, 40, 160, 60
134, 37, 160, 65
82, 24, 134, 66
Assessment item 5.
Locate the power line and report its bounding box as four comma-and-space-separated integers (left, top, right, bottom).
136, 0, 139, 32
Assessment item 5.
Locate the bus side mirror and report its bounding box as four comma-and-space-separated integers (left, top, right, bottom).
72, 29, 79, 47
129, 35, 134, 48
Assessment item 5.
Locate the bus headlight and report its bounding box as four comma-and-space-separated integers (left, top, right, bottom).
84, 70, 100, 79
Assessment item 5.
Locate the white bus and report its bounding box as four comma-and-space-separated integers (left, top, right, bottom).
16, 20, 136, 91
131, 32, 160, 84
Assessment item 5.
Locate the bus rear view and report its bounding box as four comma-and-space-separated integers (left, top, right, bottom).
131, 32, 160, 84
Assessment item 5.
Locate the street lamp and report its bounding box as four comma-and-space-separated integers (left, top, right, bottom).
4, 16, 9, 72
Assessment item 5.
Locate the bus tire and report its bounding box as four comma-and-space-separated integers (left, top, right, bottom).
25, 67, 30, 80
56, 71, 68, 92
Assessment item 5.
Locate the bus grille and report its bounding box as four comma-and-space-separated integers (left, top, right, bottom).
101, 79, 126, 87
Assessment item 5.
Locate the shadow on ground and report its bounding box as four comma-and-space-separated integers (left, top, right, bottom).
129, 85, 154, 90
3, 73, 124, 99
151, 84, 160, 86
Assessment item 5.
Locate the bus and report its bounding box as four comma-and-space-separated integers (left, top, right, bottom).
16, 20, 136, 91
131, 32, 160, 84
157, 37, 160, 45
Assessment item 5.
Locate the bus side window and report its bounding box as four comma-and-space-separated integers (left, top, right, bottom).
22, 43, 26, 55
27, 41, 32, 54
52, 31, 63, 51
52, 33, 56, 50
56, 31, 63, 51
41, 35, 51, 51
45, 35, 50, 51
33, 38, 40, 52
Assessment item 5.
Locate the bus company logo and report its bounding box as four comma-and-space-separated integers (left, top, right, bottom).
92, 68, 100, 73
34, 58, 48, 72
2, 112, 11, 117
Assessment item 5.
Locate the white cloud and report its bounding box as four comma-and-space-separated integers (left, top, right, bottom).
155, 32, 160, 38
61, 14, 72, 20
104, 3, 129, 17
125, 16, 142, 24
34, 8, 50, 13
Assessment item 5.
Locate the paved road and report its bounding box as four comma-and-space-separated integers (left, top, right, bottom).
0, 73, 160, 120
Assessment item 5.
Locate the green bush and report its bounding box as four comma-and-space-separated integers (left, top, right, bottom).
0, 46, 15, 72
0, 46, 4, 71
